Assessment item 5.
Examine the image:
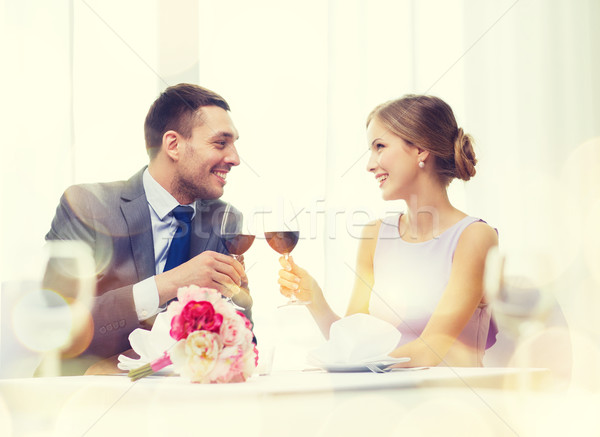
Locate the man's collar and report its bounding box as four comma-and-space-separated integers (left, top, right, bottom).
142, 168, 196, 220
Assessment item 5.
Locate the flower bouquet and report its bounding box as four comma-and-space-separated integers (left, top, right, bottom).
128, 286, 257, 383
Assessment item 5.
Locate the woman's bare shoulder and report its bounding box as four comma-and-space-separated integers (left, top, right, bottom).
456, 220, 499, 256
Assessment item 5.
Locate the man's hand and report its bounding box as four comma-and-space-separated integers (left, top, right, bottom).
156, 251, 246, 304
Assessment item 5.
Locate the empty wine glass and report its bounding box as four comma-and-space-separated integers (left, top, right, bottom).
11, 241, 95, 376
483, 246, 573, 383
263, 198, 308, 307
220, 203, 254, 310
484, 246, 556, 339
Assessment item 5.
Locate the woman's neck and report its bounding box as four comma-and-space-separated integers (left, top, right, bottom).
401, 189, 462, 242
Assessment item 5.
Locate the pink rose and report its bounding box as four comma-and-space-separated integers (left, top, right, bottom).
237, 311, 254, 331
167, 287, 241, 322
219, 315, 253, 347
166, 286, 222, 319
212, 298, 238, 319
177, 286, 222, 306
170, 301, 223, 341
170, 331, 222, 383
208, 345, 255, 383
241, 346, 259, 379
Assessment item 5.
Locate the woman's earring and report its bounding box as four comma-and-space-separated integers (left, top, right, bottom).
418, 161, 425, 169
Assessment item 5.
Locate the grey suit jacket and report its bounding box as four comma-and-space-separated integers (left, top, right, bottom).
46, 167, 245, 361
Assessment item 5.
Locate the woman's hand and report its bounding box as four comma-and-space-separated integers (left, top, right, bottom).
388, 334, 478, 368
387, 338, 447, 368
277, 255, 322, 305
277, 256, 340, 338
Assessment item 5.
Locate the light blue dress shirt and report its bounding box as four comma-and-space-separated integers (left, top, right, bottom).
132, 168, 196, 321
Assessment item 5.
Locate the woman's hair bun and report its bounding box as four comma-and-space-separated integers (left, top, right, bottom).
454, 128, 477, 181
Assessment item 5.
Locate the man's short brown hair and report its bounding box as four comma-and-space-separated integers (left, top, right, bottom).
144, 83, 230, 159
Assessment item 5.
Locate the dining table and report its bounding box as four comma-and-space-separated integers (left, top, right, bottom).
2, 364, 597, 437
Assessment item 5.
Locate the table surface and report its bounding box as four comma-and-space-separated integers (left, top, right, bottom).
3, 366, 596, 437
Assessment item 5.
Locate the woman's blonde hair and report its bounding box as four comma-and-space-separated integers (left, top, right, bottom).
367, 95, 476, 185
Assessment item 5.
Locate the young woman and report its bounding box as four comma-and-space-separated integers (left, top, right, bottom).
278, 95, 498, 367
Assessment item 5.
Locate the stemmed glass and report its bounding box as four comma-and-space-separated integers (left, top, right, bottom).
220, 203, 255, 310
11, 241, 95, 376
482, 246, 569, 376
484, 247, 555, 339
484, 247, 573, 386
263, 198, 309, 307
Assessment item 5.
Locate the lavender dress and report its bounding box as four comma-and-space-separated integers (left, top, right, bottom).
369, 214, 497, 366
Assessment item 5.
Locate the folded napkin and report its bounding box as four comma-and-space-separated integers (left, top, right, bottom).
308, 313, 403, 365
117, 311, 177, 372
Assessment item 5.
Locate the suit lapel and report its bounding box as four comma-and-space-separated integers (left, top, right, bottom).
118, 170, 227, 268
121, 168, 155, 280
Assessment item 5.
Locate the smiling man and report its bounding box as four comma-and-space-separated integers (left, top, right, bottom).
46, 84, 252, 371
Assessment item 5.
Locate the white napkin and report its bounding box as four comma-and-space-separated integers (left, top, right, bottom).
308, 313, 402, 365
117, 311, 177, 371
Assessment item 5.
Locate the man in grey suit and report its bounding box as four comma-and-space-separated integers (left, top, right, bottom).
46, 84, 252, 371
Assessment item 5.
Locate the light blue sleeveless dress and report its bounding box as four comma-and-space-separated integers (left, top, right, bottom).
369, 214, 496, 366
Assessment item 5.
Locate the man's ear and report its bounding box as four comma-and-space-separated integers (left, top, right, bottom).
162, 130, 180, 161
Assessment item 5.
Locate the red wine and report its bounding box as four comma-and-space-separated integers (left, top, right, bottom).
264, 231, 299, 255
221, 234, 255, 256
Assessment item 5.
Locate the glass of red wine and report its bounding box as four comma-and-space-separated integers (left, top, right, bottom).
220, 204, 254, 310
263, 199, 309, 307
221, 233, 255, 261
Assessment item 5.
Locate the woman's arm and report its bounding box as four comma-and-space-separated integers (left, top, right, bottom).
389, 221, 498, 367
278, 220, 381, 338
344, 219, 380, 316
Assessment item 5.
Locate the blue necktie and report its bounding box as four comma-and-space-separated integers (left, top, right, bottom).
163, 205, 194, 272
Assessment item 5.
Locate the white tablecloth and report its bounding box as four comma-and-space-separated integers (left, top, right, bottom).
1, 367, 597, 437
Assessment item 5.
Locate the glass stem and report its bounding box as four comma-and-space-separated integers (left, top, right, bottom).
284, 252, 297, 302
227, 254, 245, 311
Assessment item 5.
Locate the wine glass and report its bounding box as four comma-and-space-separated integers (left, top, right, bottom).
263, 198, 309, 307
10, 241, 95, 376
482, 246, 570, 377
484, 247, 556, 339
220, 203, 254, 310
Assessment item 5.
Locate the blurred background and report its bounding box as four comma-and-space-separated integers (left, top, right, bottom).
1, 0, 599, 384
